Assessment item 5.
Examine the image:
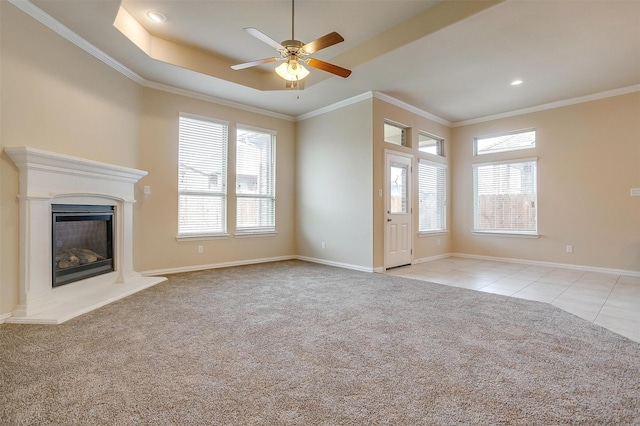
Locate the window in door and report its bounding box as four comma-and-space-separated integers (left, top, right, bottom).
389, 163, 408, 214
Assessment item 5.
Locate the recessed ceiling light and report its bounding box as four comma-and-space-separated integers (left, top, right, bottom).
146, 11, 166, 23
510, 79, 524, 86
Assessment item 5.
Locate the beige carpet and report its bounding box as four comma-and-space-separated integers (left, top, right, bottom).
1, 260, 639, 425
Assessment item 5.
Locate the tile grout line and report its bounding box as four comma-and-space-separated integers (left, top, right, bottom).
593, 275, 623, 323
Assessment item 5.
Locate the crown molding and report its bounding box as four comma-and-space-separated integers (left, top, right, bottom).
295, 92, 374, 121
8, 0, 145, 85
8, 0, 295, 122
142, 81, 296, 122
11, 0, 640, 129
452, 84, 640, 127
372, 92, 453, 127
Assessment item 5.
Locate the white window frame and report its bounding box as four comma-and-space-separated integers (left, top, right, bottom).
235, 124, 277, 235
384, 120, 409, 147
473, 157, 538, 237
418, 131, 445, 157
177, 113, 228, 238
474, 128, 536, 156
418, 159, 447, 234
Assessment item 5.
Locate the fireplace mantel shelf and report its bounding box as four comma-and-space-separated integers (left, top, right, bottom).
5, 146, 166, 324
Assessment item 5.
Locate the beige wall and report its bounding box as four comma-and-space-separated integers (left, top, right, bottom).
0, 2, 296, 318
135, 88, 296, 272
0, 2, 142, 315
451, 93, 640, 271
296, 99, 374, 269
372, 99, 452, 270
1, 0, 638, 321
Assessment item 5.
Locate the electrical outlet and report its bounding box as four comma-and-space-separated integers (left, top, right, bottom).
437, 239, 441, 246
321, 242, 326, 249
566, 245, 573, 253
198, 245, 204, 254
631, 188, 640, 197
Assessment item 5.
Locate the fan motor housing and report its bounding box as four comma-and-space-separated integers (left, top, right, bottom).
280, 39, 305, 55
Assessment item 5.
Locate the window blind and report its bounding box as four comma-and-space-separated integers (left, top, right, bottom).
418, 159, 447, 232
178, 114, 228, 236
236, 127, 275, 233
473, 159, 537, 234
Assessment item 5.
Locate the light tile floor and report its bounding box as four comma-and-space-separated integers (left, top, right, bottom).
386, 257, 640, 343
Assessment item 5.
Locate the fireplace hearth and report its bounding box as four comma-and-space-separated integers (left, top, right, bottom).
4, 146, 167, 324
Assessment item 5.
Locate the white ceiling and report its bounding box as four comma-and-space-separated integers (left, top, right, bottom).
25, 0, 640, 123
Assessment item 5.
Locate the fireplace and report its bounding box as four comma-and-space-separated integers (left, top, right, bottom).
4, 146, 167, 324
52, 205, 115, 287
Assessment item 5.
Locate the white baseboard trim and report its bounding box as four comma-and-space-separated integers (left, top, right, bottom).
295, 256, 374, 273
0, 312, 12, 324
140, 255, 297, 276
140, 252, 639, 279
413, 254, 452, 264
450, 253, 640, 278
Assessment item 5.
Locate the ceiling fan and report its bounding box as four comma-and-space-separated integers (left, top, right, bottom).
231, 0, 352, 88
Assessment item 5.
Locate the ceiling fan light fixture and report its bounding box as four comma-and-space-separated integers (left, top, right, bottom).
275, 60, 310, 81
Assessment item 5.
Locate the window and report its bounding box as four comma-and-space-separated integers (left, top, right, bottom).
473, 159, 537, 234
418, 159, 447, 233
389, 163, 408, 214
418, 132, 444, 156
384, 120, 408, 146
475, 129, 536, 155
236, 126, 276, 234
178, 114, 228, 236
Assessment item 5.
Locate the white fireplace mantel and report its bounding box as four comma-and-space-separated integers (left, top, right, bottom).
5, 147, 166, 324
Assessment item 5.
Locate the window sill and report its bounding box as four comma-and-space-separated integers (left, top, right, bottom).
234, 231, 278, 238
176, 234, 229, 241
418, 230, 448, 237
472, 231, 539, 239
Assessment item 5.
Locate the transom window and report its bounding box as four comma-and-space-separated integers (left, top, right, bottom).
178, 114, 228, 237
475, 129, 536, 155
384, 120, 408, 147
418, 131, 444, 156
236, 126, 276, 234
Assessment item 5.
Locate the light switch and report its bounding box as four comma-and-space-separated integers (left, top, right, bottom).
144, 185, 151, 195
630, 188, 640, 197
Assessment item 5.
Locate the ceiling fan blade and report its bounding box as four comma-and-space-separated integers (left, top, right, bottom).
302, 32, 344, 54
231, 57, 279, 70
244, 27, 284, 51
307, 58, 352, 78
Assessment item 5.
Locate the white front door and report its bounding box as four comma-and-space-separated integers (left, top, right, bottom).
385, 151, 413, 269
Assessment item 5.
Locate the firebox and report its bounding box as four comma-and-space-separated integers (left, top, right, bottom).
52, 205, 114, 287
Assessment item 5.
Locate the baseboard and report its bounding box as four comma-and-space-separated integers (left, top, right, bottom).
413, 253, 452, 264
0, 312, 12, 324
140, 252, 640, 279
450, 253, 640, 278
295, 256, 374, 273
140, 255, 297, 276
